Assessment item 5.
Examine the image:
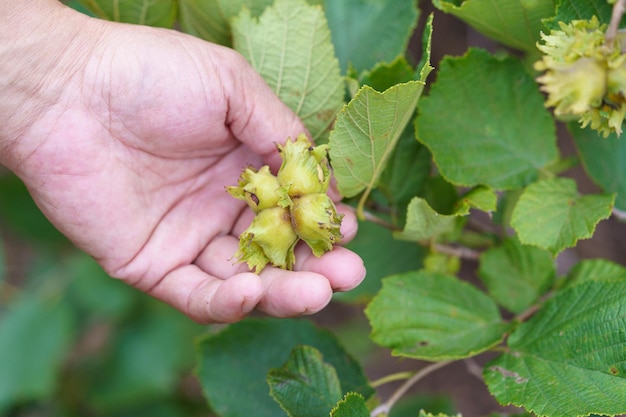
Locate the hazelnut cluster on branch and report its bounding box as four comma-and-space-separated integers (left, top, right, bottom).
535, 16, 626, 136
227, 134, 343, 273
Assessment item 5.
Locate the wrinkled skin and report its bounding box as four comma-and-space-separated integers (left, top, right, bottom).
0, 1, 365, 323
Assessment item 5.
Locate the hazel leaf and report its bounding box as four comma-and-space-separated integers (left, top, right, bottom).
484, 280, 626, 417
416, 48, 558, 190
478, 238, 555, 314
511, 178, 614, 254
77, 0, 177, 27
231, 0, 343, 141
328, 15, 432, 213
432, 0, 554, 52
268, 346, 343, 417
325, 0, 419, 73
571, 123, 626, 211
330, 393, 370, 417
366, 270, 511, 361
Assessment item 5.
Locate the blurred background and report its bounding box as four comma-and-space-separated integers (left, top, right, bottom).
2, 1, 625, 416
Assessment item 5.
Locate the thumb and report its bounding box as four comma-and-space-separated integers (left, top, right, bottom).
220, 51, 309, 170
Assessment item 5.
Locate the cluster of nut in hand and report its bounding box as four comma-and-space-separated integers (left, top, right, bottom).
227, 134, 343, 273
535, 16, 626, 136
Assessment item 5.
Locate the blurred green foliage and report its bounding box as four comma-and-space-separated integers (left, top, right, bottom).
0, 172, 208, 416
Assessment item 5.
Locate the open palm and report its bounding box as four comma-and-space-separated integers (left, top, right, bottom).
4, 8, 364, 323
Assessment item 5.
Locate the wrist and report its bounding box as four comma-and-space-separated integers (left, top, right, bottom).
0, 1, 99, 172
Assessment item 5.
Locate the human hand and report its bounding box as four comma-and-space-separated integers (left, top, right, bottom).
0, 1, 365, 323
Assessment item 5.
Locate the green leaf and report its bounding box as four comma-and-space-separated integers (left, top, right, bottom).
177, 0, 324, 46
77, 0, 177, 27
329, 17, 432, 215
378, 122, 432, 227
330, 393, 370, 417
366, 270, 511, 361
0, 296, 75, 412
88, 301, 204, 412
0, 238, 4, 283
484, 280, 626, 417
359, 56, 416, 92
0, 174, 70, 247
196, 318, 373, 417
421, 176, 459, 215
66, 253, 135, 320
268, 346, 342, 417
218, 0, 277, 18
394, 186, 493, 242
177, 0, 232, 45
393, 197, 460, 242
478, 238, 556, 314
416, 48, 558, 190
325, 0, 419, 73
231, 0, 344, 142
544, 0, 615, 30
511, 177, 614, 254
432, 0, 555, 52
459, 186, 498, 213
570, 124, 626, 211
66, 0, 96, 15
565, 258, 626, 287
423, 251, 461, 275
330, 81, 425, 205
418, 411, 460, 417
336, 219, 425, 303
387, 395, 457, 417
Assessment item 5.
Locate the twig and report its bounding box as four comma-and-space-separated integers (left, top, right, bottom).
514, 291, 554, 323
463, 358, 484, 381
361, 210, 398, 231
432, 243, 481, 261
370, 361, 453, 417
360, 210, 483, 260
606, 0, 626, 48
370, 371, 415, 388
612, 207, 626, 221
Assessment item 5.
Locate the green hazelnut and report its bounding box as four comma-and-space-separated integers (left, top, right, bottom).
290, 193, 343, 257
536, 57, 606, 116
235, 206, 298, 273
534, 17, 626, 136
277, 134, 331, 198
226, 166, 283, 213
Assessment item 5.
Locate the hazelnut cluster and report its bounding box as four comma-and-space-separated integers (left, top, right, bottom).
227, 134, 343, 273
535, 16, 626, 136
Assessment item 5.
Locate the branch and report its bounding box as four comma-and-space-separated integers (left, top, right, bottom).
370, 361, 453, 417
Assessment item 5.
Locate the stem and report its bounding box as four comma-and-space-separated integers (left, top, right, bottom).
370, 371, 415, 388
514, 291, 554, 323
361, 210, 398, 231
606, 0, 626, 48
370, 361, 453, 417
